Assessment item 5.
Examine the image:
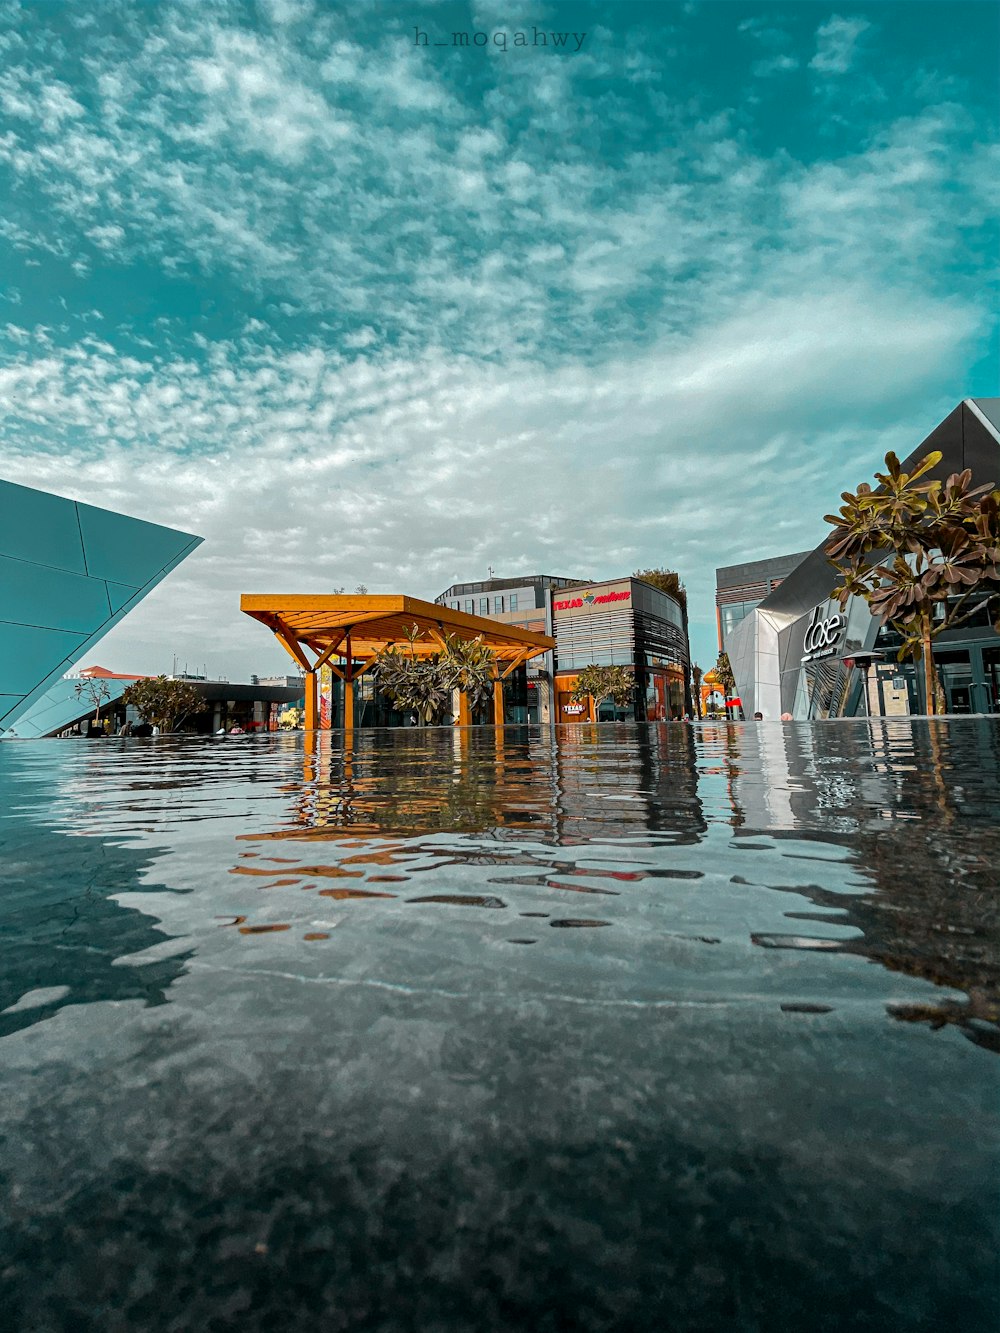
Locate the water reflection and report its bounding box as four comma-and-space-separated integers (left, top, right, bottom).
726, 720, 1000, 1052
1, 722, 998, 1330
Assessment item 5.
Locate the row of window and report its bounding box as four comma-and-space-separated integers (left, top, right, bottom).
450, 594, 519, 615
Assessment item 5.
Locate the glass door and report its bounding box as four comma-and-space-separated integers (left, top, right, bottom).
981, 647, 1000, 713
935, 650, 973, 714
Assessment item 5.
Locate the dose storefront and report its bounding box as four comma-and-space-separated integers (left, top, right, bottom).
726, 398, 1000, 719
551, 578, 690, 722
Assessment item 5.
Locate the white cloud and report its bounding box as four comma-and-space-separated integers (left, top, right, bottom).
810, 15, 871, 75
0, 282, 982, 676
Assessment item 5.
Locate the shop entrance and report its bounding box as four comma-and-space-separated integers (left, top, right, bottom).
935, 650, 973, 713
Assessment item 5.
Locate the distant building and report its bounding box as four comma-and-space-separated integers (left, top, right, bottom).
436, 574, 589, 722
7, 665, 303, 738
435, 571, 691, 722
715, 551, 811, 654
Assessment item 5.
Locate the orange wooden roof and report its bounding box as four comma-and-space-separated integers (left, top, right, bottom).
240, 593, 554, 673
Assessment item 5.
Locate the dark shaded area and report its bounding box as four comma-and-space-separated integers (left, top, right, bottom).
0, 812, 189, 1040
0, 1117, 996, 1333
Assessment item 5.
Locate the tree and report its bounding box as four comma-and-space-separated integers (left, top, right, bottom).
440, 633, 496, 712
633, 567, 687, 612
120, 676, 208, 733
691, 664, 703, 719
714, 652, 735, 698
74, 677, 112, 727
372, 628, 497, 725
571, 664, 635, 717
824, 450, 1000, 715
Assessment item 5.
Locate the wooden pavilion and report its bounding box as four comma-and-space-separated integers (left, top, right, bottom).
240, 594, 554, 729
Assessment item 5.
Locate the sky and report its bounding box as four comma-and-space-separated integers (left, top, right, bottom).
1, 0, 997, 680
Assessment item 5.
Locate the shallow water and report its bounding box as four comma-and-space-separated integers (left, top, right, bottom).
1, 720, 998, 1332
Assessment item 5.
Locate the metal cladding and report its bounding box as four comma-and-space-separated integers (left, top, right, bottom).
0, 479, 202, 733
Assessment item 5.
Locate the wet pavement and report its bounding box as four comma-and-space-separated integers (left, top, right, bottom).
1, 720, 998, 1331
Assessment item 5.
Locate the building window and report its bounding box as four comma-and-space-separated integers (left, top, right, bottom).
509, 594, 518, 612
493, 596, 503, 614
465, 599, 474, 614
480, 597, 488, 615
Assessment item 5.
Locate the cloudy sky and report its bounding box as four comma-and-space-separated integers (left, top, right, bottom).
1, 0, 997, 679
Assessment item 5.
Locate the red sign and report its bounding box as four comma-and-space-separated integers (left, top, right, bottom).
554, 589, 632, 611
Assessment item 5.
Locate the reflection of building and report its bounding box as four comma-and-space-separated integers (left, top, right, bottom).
0, 478, 201, 734
715, 551, 810, 652
728, 399, 1000, 719
437, 573, 691, 723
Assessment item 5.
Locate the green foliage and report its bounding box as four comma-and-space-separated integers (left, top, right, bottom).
372, 627, 497, 724
571, 664, 635, 712
824, 450, 1000, 713
633, 567, 687, 611
74, 677, 112, 723
278, 706, 302, 729
714, 652, 735, 696
120, 676, 208, 732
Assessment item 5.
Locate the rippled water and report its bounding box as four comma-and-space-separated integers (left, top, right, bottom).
1, 721, 998, 1331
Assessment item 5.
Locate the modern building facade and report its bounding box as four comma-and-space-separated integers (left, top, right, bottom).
727, 399, 1000, 719
715, 551, 811, 652
435, 574, 588, 723
0, 478, 202, 734
552, 576, 690, 721
436, 572, 691, 723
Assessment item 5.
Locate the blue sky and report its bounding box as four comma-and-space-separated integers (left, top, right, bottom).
1, 0, 997, 678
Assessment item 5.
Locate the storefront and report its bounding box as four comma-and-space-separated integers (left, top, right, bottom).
551, 577, 690, 722
727, 398, 1000, 719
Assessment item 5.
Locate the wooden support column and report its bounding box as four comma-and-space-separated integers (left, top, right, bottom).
304, 670, 318, 731
493, 673, 505, 727
344, 632, 354, 733
459, 689, 472, 727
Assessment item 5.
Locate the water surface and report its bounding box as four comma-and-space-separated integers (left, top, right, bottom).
1, 721, 998, 1331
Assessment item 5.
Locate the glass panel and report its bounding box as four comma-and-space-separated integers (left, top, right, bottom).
0, 480, 87, 573
981, 647, 1000, 713
77, 504, 198, 587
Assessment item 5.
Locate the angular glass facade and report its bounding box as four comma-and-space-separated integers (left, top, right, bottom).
0, 480, 201, 733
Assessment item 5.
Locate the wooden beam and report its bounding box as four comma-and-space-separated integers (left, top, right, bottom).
313, 631, 347, 671
273, 625, 313, 673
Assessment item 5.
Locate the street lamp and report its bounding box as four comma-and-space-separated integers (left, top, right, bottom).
841, 651, 884, 718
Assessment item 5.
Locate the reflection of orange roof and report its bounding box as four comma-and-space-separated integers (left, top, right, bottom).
78, 665, 150, 680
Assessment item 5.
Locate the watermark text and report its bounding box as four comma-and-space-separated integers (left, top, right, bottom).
414, 26, 587, 53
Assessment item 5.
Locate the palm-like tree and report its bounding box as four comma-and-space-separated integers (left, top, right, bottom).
824, 452, 1000, 714
691, 664, 703, 719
